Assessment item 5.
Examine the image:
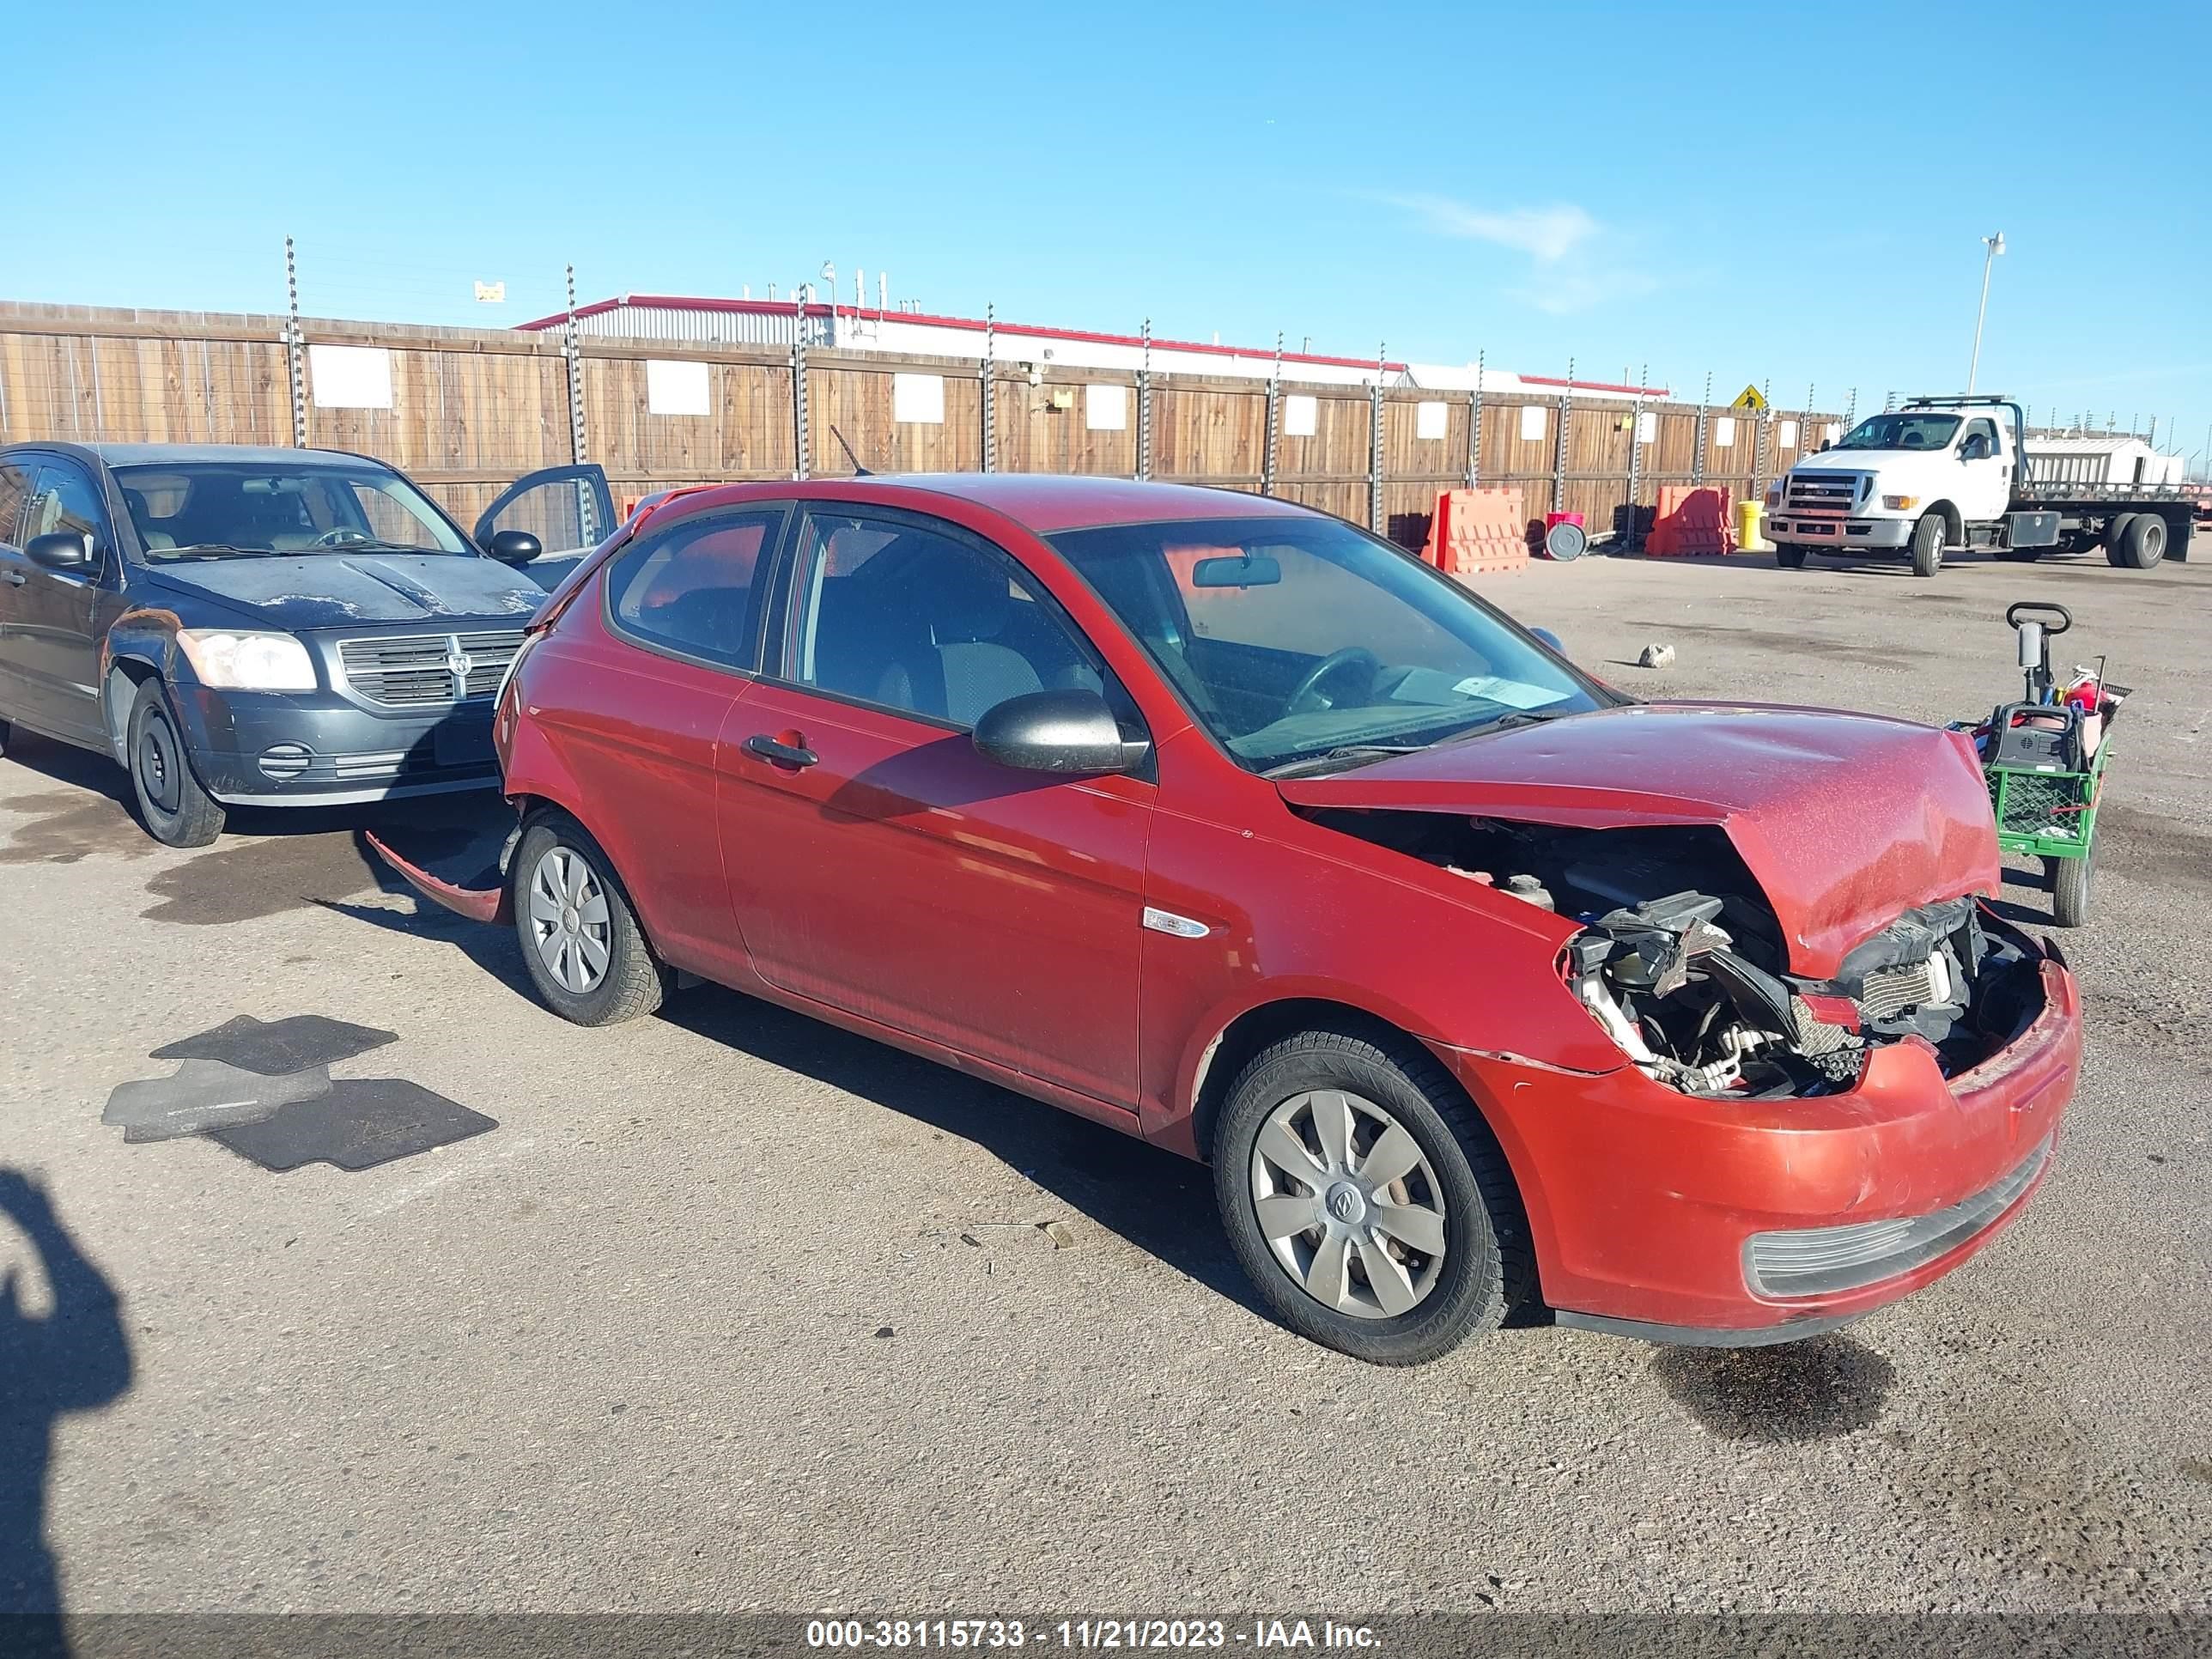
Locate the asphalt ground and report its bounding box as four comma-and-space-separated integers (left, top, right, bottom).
3, 537, 2209, 1626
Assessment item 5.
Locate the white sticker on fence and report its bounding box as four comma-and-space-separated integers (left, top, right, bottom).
1778, 419, 1800, 447
307, 344, 392, 410
893, 373, 944, 424
1636, 410, 1656, 444
1712, 416, 1736, 448
1085, 384, 1127, 431
1519, 404, 1547, 441
1284, 394, 1317, 437
1824, 422, 1842, 444
646, 360, 711, 417
1415, 400, 1448, 440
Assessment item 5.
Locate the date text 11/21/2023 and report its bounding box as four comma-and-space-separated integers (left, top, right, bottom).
804, 1618, 1381, 1649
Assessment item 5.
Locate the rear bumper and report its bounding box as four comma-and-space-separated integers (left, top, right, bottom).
1765, 514, 1913, 550
173, 684, 501, 806
1441, 940, 2080, 1342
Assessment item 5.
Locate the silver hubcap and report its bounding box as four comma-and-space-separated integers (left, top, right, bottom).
1249, 1089, 1448, 1320
527, 846, 611, 994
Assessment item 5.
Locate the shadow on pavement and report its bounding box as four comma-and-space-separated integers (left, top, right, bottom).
0, 1170, 132, 1651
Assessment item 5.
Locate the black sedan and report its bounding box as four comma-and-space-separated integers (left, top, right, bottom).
0, 442, 613, 845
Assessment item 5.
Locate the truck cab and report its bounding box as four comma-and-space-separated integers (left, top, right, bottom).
1765, 400, 2020, 576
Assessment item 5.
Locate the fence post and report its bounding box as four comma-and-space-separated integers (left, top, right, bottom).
980, 303, 997, 473
562, 264, 588, 465
1692, 371, 1711, 487
1136, 318, 1152, 482
1467, 349, 1483, 489
1261, 331, 1282, 497
1368, 341, 1385, 532
1552, 356, 1573, 514
283, 236, 307, 448
791, 292, 810, 482
1625, 362, 1645, 548
1753, 376, 1771, 500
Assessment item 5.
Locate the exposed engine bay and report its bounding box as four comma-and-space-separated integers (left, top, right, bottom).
1300, 811, 2051, 1097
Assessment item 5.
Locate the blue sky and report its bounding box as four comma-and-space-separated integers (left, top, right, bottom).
10, 0, 2210, 464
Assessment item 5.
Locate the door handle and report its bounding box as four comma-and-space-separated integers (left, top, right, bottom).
744, 732, 818, 769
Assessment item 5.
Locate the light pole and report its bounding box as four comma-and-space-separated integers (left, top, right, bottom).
1966, 231, 2004, 393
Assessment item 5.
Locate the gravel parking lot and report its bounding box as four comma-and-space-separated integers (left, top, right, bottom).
4, 542, 2210, 1622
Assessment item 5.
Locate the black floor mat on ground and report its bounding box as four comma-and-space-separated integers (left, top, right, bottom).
208, 1079, 496, 1172
105, 1060, 333, 1142
151, 1014, 398, 1076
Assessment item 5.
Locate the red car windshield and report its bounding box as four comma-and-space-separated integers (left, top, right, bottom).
1048, 515, 1604, 774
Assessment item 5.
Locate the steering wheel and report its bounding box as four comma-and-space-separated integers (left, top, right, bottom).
1285, 647, 1382, 714
311, 527, 370, 547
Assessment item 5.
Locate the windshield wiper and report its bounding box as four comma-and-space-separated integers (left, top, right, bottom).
149, 544, 270, 560
1263, 743, 1432, 779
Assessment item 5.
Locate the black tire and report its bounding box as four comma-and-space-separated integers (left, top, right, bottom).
512, 811, 671, 1026
2116, 513, 2166, 570
0, 716, 10, 759
2048, 849, 2093, 928
1212, 1027, 1533, 1366
2103, 513, 2136, 567
1775, 544, 1808, 568
125, 680, 225, 848
1909, 511, 1947, 578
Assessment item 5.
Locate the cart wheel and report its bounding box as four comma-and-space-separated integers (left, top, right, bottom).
2047, 850, 2093, 928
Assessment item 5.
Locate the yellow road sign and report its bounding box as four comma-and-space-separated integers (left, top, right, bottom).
1731, 384, 1767, 411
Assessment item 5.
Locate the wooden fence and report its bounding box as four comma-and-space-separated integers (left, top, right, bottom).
0, 301, 1844, 548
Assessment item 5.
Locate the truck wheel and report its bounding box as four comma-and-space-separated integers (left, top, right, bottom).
126, 680, 225, 848
1775, 544, 1808, 568
0, 716, 10, 759
1212, 1026, 1533, 1366
2102, 513, 2136, 566
2116, 513, 2167, 570
1909, 512, 1946, 577
2048, 851, 2092, 927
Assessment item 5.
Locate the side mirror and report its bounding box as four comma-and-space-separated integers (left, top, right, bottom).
487, 529, 543, 565
26, 531, 95, 572
972, 689, 1148, 775
1529, 626, 1565, 654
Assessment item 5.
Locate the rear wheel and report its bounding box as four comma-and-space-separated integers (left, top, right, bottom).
2115, 513, 2167, 570
2102, 513, 2137, 567
125, 681, 224, 848
513, 812, 670, 1025
2048, 849, 2093, 927
1212, 1027, 1532, 1366
1775, 544, 1808, 568
1909, 511, 1947, 578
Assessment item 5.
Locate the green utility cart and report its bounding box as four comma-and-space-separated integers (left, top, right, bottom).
1952, 602, 2125, 928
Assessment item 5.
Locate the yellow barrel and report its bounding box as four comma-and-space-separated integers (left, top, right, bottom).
1735, 498, 1769, 552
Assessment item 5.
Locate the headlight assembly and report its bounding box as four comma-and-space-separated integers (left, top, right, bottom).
174, 629, 318, 691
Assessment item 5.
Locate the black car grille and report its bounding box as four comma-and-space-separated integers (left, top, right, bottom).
1784, 471, 1863, 511
337, 630, 525, 708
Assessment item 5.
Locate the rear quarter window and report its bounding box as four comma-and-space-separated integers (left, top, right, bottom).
605, 508, 784, 672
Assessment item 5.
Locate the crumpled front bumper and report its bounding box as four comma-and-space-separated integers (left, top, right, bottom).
1437, 937, 2080, 1344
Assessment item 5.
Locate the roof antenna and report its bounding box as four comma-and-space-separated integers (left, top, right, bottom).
830, 424, 872, 476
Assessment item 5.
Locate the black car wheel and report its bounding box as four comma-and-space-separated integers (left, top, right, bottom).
126, 680, 225, 848
512, 811, 672, 1026
1213, 1026, 1533, 1365
1775, 544, 1808, 568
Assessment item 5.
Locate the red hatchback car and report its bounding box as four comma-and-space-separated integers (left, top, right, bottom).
382, 475, 2080, 1364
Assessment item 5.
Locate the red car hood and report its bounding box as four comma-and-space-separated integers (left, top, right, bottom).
1276, 702, 2001, 979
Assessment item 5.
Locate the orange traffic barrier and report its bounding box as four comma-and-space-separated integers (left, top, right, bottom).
1647, 485, 1737, 556
1420, 488, 1528, 579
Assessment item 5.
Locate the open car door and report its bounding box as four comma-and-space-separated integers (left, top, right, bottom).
472, 465, 616, 591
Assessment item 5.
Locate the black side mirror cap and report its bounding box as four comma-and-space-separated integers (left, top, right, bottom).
972, 689, 1149, 775
487, 529, 543, 565
25, 531, 95, 571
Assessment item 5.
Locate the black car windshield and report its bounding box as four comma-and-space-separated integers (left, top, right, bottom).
110, 461, 470, 559
1831, 412, 1962, 452
1048, 515, 1607, 775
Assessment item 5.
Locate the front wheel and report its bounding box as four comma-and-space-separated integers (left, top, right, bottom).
2048, 850, 2093, 927
1775, 544, 1808, 569
1909, 512, 1947, 578
513, 813, 671, 1025
126, 681, 225, 847
1212, 1028, 1532, 1365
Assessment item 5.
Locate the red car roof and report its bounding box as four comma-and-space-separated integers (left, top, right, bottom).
643, 474, 1316, 537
